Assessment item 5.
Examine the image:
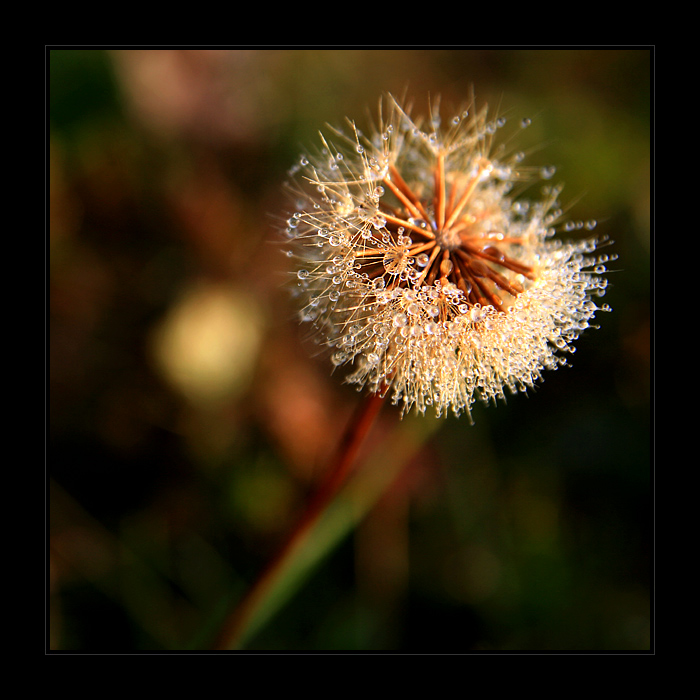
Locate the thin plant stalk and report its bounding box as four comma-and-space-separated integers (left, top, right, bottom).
212, 390, 386, 650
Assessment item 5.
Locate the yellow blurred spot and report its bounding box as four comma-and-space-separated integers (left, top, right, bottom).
150, 282, 263, 406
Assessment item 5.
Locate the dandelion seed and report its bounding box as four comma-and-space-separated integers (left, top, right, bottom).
282, 94, 613, 419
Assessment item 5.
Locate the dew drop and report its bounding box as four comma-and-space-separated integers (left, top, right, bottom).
520, 117, 532, 129
408, 217, 428, 229
482, 245, 505, 262
297, 269, 309, 280
469, 307, 484, 323
331, 351, 347, 366
372, 214, 387, 230
392, 312, 408, 328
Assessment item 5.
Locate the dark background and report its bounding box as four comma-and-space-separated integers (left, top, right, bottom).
49, 48, 651, 652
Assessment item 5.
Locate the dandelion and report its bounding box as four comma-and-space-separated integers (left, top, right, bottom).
215, 92, 615, 650
283, 93, 613, 420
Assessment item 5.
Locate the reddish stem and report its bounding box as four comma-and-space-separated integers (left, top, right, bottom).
212, 390, 387, 650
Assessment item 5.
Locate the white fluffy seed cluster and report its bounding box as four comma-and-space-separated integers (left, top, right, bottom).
282, 94, 612, 419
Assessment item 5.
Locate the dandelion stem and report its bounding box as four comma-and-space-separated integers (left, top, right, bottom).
212, 390, 387, 650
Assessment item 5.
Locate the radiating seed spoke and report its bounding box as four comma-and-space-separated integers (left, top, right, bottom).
482, 265, 524, 297
414, 245, 442, 286
383, 174, 424, 222
435, 152, 446, 232
459, 244, 534, 279
409, 241, 436, 256
444, 161, 489, 230
452, 258, 473, 300
353, 248, 386, 258
386, 165, 431, 223
454, 257, 479, 304
381, 212, 435, 239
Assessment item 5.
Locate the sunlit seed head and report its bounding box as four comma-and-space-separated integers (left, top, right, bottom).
282, 93, 613, 419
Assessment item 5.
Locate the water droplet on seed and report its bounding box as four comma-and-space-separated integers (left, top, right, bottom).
482, 245, 505, 262
392, 312, 408, 328
440, 258, 454, 276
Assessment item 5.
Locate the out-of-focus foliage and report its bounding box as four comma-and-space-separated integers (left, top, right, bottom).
49, 48, 651, 652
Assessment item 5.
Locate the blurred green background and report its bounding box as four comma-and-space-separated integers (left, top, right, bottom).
49, 48, 651, 652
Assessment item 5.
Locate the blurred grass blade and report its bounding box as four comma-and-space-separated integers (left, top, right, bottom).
223, 413, 440, 649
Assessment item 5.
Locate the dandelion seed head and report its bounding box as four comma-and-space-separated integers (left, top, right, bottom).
282, 94, 613, 419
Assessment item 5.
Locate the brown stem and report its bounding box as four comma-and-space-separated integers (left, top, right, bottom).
211, 390, 387, 650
